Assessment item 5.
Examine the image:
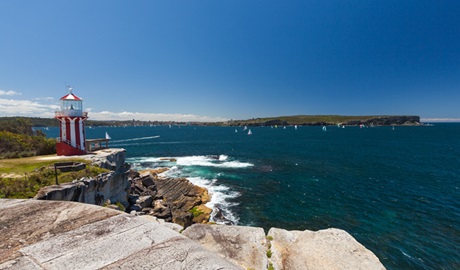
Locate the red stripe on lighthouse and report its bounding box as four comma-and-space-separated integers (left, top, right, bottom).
75, 118, 80, 148
65, 118, 71, 143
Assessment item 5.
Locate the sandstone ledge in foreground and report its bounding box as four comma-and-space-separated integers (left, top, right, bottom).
0, 199, 241, 270
268, 227, 385, 270
0, 199, 385, 270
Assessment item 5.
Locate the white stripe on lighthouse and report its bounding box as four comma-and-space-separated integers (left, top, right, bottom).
79, 119, 85, 150
69, 118, 76, 147
61, 119, 67, 142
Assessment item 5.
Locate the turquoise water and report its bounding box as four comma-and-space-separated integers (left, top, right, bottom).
44, 124, 460, 269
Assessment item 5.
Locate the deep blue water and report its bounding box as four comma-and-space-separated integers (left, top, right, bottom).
43, 124, 460, 269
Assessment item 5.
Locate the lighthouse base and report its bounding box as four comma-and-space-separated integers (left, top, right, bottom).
56, 142, 87, 156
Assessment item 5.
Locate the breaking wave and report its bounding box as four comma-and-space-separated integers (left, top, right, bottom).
127, 154, 250, 225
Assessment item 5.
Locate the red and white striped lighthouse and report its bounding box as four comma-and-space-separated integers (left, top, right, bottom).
55, 87, 88, 156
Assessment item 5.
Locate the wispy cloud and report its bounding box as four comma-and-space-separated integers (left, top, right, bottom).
90, 111, 228, 122
0, 97, 228, 122
421, 118, 460, 123
0, 98, 59, 118
33, 97, 55, 101
0, 90, 22, 96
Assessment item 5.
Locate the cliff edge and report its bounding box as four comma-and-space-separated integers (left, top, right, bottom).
0, 199, 385, 270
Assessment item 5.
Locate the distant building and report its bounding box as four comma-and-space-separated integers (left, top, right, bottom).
54, 87, 88, 156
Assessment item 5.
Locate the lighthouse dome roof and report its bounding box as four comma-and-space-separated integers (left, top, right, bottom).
60, 93, 82, 101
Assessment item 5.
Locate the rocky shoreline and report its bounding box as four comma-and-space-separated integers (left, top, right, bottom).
34, 149, 214, 229
127, 168, 212, 228
29, 148, 386, 269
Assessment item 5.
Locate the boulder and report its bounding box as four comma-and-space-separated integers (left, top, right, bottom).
267, 227, 385, 270
154, 177, 212, 225
135, 195, 153, 209
182, 224, 267, 270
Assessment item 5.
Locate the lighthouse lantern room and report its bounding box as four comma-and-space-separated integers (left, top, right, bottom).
55, 87, 88, 156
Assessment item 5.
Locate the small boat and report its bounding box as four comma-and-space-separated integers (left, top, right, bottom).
243, 126, 248, 131
295, 125, 298, 130
322, 126, 327, 131
248, 129, 252, 135
105, 132, 111, 140
235, 129, 238, 133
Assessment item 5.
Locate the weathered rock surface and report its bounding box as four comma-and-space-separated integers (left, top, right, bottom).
87, 148, 128, 172
129, 171, 212, 228
0, 199, 242, 270
0, 199, 386, 270
182, 224, 268, 270
267, 227, 385, 270
0, 199, 119, 264
34, 171, 130, 209
154, 175, 211, 223
33, 148, 131, 209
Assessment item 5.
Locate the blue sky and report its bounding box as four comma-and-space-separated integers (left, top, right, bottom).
1, 1, 459, 122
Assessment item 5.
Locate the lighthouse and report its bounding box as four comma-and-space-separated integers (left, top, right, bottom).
55, 87, 88, 156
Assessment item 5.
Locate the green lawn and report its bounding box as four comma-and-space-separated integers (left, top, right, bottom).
0, 155, 109, 199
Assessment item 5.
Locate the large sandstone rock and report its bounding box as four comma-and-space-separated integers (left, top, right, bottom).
182, 224, 268, 270
267, 227, 385, 270
131, 172, 212, 227
87, 148, 127, 172
0, 199, 119, 263
0, 199, 242, 270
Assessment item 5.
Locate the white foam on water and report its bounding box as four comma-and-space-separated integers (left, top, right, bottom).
127, 155, 248, 225
187, 176, 240, 225
111, 135, 160, 143
175, 155, 253, 168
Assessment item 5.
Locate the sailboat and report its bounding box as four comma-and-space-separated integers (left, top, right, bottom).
247, 129, 252, 135
243, 126, 248, 131
235, 129, 238, 133
105, 132, 111, 140
322, 126, 327, 132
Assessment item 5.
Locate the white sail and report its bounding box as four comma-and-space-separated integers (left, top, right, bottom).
248, 129, 252, 135
105, 132, 111, 140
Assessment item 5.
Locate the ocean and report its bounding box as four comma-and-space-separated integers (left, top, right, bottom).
43, 124, 460, 269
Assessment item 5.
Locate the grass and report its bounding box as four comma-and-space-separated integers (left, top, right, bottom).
0, 155, 109, 199
189, 206, 205, 217
266, 249, 272, 258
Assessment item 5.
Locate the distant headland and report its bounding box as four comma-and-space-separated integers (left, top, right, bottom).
1, 115, 421, 128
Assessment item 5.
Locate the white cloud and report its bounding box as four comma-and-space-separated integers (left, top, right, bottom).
0, 97, 228, 122
0, 98, 59, 118
421, 118, 460, 122
90, 111, 228, 122
0, 90, 22, 96
33, 97, 55, 101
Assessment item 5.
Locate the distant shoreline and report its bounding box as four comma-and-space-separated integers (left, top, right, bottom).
2, 115, 423, 127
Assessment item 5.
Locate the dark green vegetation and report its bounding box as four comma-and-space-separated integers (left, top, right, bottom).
0, 156, 109, 199
225, 115, 421, 126
0, 118, 56, 159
